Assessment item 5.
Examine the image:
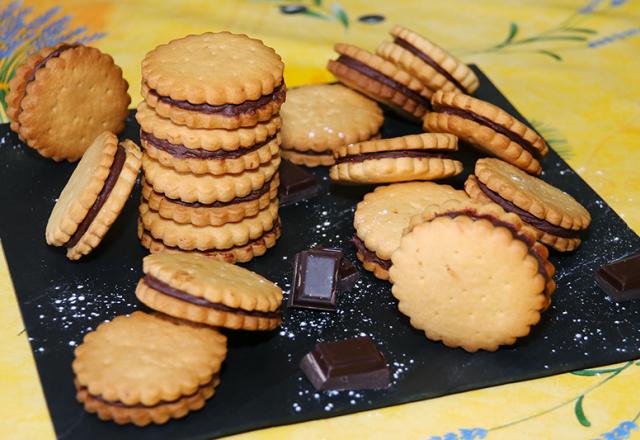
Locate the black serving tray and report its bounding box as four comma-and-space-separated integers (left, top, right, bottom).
1, 67, 640, 439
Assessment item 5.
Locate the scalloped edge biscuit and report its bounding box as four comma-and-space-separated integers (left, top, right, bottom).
334, 132, 458, 158
355, 251, 390, 281
138, 218, 281, 264
136, 102, 282, 151
330, 157, 462, 184
142, 154, 280, 204
141, 132, 280, 175
139, 200, 279, 251
281, 148, 335, 167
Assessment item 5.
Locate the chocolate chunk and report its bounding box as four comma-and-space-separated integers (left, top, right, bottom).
312, 247, 360, 292
596, 254, 640, 302
278, 160, 320, 206
300, 337, 390, 391
289, 249, 341, 311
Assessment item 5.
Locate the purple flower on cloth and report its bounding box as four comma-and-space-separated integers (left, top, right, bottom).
588, 27, 640, 48
596, 420, 638, 440
427, 428, 488, 440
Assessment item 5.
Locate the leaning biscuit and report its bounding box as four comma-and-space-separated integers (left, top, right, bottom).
6, 44, 130, 162
73, 311, 227, 426
424, 91, 548, 175
390, 199, 555, 352
353, 181, 469, 280
141, 32, 285, 129
136, 252, 283, 330
465, 158, 591, 251
330, 133, 462, 184
377, 25, 479, 94
46, 132, 141, 260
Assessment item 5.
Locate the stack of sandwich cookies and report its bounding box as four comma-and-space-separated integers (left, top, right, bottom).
6, 43, 130, 162
377, 25, 479, 95
327, 43, 432, 121
390, 199, 555, 352
137, 32, 285, 263
136, 252, 283, 330
73, 312, 227, 426
465, 158, 591, 251
280, 84, 383, 167
329, 133, 463, 184
425, 91, 549, 175
46, 132, 142, 260
353, 182, 469, 280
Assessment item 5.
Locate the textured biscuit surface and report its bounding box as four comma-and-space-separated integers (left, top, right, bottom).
280, 84, 383, 153
72, 312, 227, 406
390, 201, 554, 352
354, 182, 469, 260
281, 148, 335, 167
8, 45, 130, 161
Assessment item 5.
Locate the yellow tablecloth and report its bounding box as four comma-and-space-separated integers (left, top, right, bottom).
1, 1, 639, 438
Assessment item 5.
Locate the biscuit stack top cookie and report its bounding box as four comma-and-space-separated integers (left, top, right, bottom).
136, 32, 285, 264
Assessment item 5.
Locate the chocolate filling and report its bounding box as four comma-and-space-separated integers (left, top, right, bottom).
81, 377, 216, 409
433, 104, 544, 161
393, 37, 467, 92
352, 235, 391, 270
435, 209, 551, 295
476, 180, 581, 239
66, 144, 126, 248
140, 131, 277, 160
144, 274, 280, 319
336, 55, 431, 109
336, 149, 446, 164
158, 176, 275, 208
147, 83, 286, 116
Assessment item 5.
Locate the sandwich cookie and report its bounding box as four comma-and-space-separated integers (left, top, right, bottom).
465, 158, 591, 252
390, 199, 555, 352
46, 132, 141, 260
424, 91, 548, 175
142, 154, 280, 204
327, 43, 432, 121
280, 84, 383, 167
136, 252, 283, 330
329, 133, 462, 184
141, 174, 279, 227
136, 102, 281, 175
141, 32, 285, 129
377, 25, 479, 94
6, 43, 130, 162
139, 200, 278, 252
354, 182, 469, 280
73, 311, 227, 426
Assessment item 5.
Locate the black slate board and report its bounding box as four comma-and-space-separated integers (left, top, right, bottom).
2, 67, 640, 440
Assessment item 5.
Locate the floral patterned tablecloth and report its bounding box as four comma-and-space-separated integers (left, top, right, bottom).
1, 1, 639, 439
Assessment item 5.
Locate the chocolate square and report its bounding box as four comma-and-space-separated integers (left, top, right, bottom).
289, 249, 341, 311
596, 253, 640, 302
278, 160, 320, 206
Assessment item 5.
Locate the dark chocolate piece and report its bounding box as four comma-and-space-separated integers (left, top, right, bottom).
336, 149, 446, 165
476, 180, 581, 239
144, 275, 281, 319
336, 55, 431, 109
300, 337, 390, 391
312, 247, 360, 292
433, 104, 543, 161
66, 144, 127, 248
596, 254, 640, 302
140, 130, 277, 160
147, 83, 286, 117
278, 160, 320, 206
289, 249, 341, 311
394, 37, 468, 92
352, 235, 391, 270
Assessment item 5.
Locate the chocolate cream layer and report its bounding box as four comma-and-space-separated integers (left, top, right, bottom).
393, 37, 467, 92
155, 175, 276, 208
335, 55, 431, 109
146, 83, 286, 117
336, 149, 446, 164
144, 274, 280, 319
435, 209, 552, 296
141, 131, 277, 160
432, 104, 544, 161
66, 144, 126, 248
352, 235, 391, 270
80, 377, 216, 409
476, 180, 581, 239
